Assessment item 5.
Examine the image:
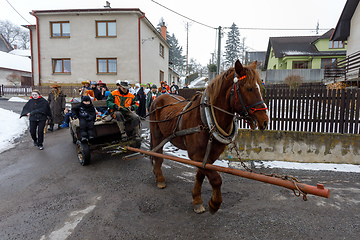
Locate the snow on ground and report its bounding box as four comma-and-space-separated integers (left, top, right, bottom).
0, 107, 28, 153
8, 97, 28, 103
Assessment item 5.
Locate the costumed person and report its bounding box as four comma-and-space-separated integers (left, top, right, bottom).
146, 84, 161, 112
71, 96, 96, 142
97, 80, 109, 99
60, 98, 80, 128
91, 81, 103, 100
79, 80, 91, 96
47, 84, 66, 131
20, 90, 52, 150
106, 80, 140, 141
135, 85, 146, 118
170, 81, 179, 94
134, 83, 140, 94
158, 81, 169, 94
84, 89, 97, 101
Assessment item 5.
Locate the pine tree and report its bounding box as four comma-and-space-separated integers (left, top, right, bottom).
223, 23, 241, 68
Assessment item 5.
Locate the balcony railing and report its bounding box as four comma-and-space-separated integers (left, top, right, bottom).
324, 50, 360, 82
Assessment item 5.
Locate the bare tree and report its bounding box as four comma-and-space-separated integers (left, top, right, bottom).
0, 20, 30, 49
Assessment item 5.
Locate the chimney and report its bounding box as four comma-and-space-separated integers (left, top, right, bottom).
13, 44, 17, 49
160, 22, 166, 41
104, 1, 111, 8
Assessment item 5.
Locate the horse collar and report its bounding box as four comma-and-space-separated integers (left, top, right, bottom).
200, 91, 238, 145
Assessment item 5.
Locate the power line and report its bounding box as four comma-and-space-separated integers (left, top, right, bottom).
5, 0, 32, 25
151, 0, 216, 29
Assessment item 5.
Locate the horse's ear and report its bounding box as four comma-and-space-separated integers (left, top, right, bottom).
249, 61, 258, 70
235, 59, 245, 75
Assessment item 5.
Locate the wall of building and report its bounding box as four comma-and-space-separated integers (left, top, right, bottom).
31, 11, 169, 87
0, 68, 32, 85
266, 69, 324, 83
348, 3, 360, 56
140, 20, 169, 86
223, 129, 360, 164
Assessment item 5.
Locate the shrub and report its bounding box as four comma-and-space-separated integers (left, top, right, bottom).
284, 75, 303, 90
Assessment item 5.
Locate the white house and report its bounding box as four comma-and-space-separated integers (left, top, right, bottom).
331, 0, 360, 56
26, 7, 170, 87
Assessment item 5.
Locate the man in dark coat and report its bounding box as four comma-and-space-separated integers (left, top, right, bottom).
20, 90, 52, 150
47, 84, 66, 131
91, 81, 103, 100
135, 86, 146, 118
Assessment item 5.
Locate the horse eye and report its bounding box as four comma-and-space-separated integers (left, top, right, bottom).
247, 88, 253, 92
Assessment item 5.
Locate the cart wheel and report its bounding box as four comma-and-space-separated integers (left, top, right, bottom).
70, 127, 77, 144
76, 141, 91, 166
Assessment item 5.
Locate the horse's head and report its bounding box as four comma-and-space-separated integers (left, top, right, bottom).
230, 60, 269, 130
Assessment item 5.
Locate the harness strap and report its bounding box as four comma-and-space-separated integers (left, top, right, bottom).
151, 126, 202, 153
202, 136, 213, 168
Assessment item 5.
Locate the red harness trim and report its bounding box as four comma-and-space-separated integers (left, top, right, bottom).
238, 75, 246, 80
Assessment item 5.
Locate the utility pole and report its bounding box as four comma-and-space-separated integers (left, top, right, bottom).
217, 26, 222, 75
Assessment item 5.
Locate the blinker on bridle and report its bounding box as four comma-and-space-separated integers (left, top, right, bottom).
230, 71, 267, 118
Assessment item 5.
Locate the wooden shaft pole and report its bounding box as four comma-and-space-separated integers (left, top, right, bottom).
126, 146, 330, 199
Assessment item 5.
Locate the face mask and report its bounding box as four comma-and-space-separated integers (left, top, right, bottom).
32, 93, 40, 99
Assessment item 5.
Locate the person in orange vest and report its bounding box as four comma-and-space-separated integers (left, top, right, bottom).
106, 80, 140, 141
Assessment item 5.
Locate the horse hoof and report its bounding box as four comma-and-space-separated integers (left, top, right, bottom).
193, 204, 206, 214
208, 205, 218, 215
157, 181, 166, 189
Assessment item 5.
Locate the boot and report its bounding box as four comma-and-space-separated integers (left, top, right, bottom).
116, 121, 127, 142
133, 125, 141, 141
80, 131, 88, 142
48, 124, 54, 132
88, 130, 95, 141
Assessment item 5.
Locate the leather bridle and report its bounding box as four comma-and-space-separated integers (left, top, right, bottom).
230, 71, 268, 121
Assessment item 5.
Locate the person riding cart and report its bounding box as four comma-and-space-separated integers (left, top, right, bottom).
106, 80, 140, 141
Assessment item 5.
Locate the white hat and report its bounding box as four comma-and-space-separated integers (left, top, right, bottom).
116, 80, 131, 89
135, 83, 140, 88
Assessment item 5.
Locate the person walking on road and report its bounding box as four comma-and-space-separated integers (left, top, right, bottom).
20, 90, 52, 150
47, 84, 66, 131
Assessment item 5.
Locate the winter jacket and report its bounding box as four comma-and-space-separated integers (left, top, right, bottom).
146, 91, 161, 111
48, 90, 66, 124
106, 89, 139, 113
20, 96, 52, 121
72, 102, 96, 122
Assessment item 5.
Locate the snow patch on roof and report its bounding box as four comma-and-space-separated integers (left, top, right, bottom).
9, 49, 31, 58
283, 50, 312, 56
0, 51, 31, 72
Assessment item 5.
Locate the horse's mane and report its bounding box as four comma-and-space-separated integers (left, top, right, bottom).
206, 65, 261, 104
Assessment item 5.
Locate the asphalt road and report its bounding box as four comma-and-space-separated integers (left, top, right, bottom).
0, 100, 359, 239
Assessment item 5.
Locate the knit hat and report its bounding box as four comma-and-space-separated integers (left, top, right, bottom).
104, 91, 111, 97
151, 84, 157, 89
82, 96, 91, 102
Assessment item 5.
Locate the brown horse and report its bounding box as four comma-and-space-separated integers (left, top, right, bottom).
149, 60, 269, 214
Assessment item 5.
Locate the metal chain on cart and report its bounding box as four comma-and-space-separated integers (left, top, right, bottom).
227, 142, 308, 201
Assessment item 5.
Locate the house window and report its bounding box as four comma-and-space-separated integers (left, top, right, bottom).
293, 61, 309, 69
97, 58, 117, 74
51, 22, 70, 37
96, 21, 116, 37
52, 59, 71, 74
159, 70, 164, 82
159, 44, 164, 58
321, 58, 337, 68
329, 41, 344, 49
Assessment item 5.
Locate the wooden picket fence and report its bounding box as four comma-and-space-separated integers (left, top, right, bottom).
238, 87, 360, 134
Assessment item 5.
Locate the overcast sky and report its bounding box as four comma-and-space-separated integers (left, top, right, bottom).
0, 0, 347, 66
